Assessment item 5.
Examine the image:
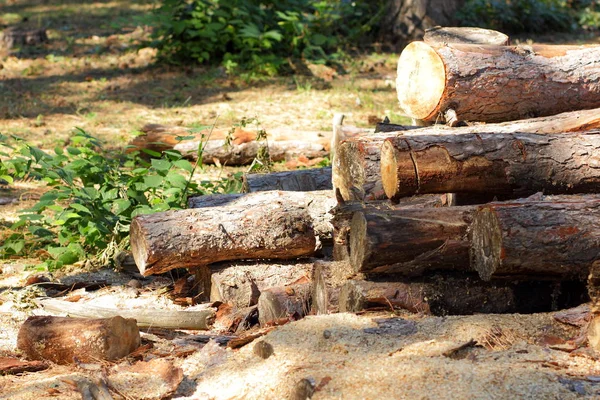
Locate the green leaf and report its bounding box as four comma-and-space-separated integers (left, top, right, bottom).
112, 199, 131, 215
173, 159, 193, 173
144, 174, 163, 188
0, 175, 13, 184
142, 149, 162, 158
70, 203, 92, 215
151, 159, 172, 171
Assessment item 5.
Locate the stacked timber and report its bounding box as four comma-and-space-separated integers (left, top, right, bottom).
129, 30, 600, 332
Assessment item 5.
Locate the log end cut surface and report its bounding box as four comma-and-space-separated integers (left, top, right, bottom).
470, 207, 504, 281
397, 41, 445, 120
381, 139, 417, 200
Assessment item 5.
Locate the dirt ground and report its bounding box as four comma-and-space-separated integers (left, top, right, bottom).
2, 0, 600, 399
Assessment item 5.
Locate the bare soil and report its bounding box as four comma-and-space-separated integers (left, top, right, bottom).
2, 1, 600, 399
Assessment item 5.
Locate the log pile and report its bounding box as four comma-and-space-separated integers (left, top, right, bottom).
126, 29, 600, 338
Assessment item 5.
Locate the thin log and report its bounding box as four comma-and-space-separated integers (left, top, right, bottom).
17, 315, 140, 364
37, 298, 216, 330
338, 277, 587, 316
188, 190, 336, 243
349, 206, 475, 276
423, 27, 510, 46
470, 197, 600, 281
210, 260, 314, 308
130, 202, 316, 276
258, 282, 311, 327
397, 42, 600, 123
381, 131, 600, 202
242, 168, 333, 192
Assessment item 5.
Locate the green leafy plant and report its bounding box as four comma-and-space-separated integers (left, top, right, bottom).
150, 0, 386, 75
0, 128, 241, 270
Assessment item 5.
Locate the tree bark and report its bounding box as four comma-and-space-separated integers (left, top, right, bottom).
258, 282, 311, 327
187, 190, 337, 244
349, 205, 475, 276
17, 315, 140, 364
210, 260, 314, 308
242, 168, 333, 192
381, 131, 600, 202
397, 42, 600, 123
336, 108, 600, 203
330, 195, 454, 261
423, 27, 510, 46
381, 0, 466, 50
338, 276, 586, 315
470, 197, 600, 281
130, 203, 316, 276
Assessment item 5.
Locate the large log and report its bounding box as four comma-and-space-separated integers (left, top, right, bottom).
335, 108, 600, 202
330, 195, 454, 261
187, 190, 336, 243
210, 260, 314, 308
349, 206, 475, 276
338, 277, 587, 316
380, 131, 600, 202
470, 197, 600, 281
242, 168, 332, 192
17, 315, 140, 364
396, 42, 600, 124
130, 202, 316, 276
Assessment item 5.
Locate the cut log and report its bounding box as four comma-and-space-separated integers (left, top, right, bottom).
242, 168, 333, 192
470, 197, 600, 281
17, 315, 140, 364
188, 190, 336, 243
258, 282, 311, 327
349, 205, 475, 276
381, 131, 600, 202
336, 108, 600, 202
37, 298, 216, 330
338, 276, 587, 316
2, 27, 48, 49
130, 202, 316, 276
396, 42, 600, 123
423, 27, 510, 46
210, 260, 314, 308
330, 195, 454, 262
589, 261, 600, 312
311, 260, 355, 314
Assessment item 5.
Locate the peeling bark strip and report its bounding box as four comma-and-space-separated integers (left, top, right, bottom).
397, 42, 600, 123
470, 199, 600, 281
338, 277, 587, 316
131, 202, 316, 276
188, 190, 336, 242
349, 206, 475, 276
335, 108, 600, 202
17, 316, 140, 364
258, 282, 311, 327
242, 167, 333, 192
381, 131, 600, 202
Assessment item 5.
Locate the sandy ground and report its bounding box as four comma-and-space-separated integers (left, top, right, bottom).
1, 260, 599, 400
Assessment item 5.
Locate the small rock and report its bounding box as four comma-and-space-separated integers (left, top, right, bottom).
127, 279, 142, 289
291, 378, 316, 400
322, 330, 331, 339
253, 341, 274, 359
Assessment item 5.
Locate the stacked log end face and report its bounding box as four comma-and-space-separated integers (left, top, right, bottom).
396, 42, 600, 124
470, 199, 600, 281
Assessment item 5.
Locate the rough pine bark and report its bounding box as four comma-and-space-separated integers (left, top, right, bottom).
397, 42, 600, 123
